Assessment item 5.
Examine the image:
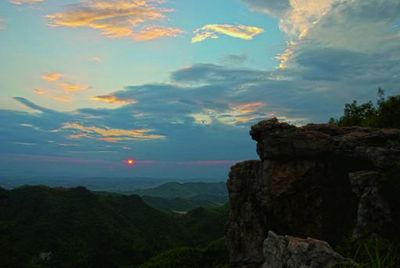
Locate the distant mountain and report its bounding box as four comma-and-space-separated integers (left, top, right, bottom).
0, 176, 226, 193
134, 181, 227, 200
0, 185, 228, 267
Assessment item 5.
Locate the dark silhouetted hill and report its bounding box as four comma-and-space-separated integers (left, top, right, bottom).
0, 185, 228, 268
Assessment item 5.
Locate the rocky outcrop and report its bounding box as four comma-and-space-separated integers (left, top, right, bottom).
349, 171, 392, 239
262, 231, 355, 268
226, 118, 400, 268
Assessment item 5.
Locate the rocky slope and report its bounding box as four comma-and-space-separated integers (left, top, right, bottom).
226, 118, 400, 267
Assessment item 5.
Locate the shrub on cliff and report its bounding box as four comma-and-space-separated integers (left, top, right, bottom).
329, 89, 400, 129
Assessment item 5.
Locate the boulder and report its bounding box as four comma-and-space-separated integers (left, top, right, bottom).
262, 231, 356, 268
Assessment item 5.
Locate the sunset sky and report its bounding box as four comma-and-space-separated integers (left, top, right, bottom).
1, 0, 399, 179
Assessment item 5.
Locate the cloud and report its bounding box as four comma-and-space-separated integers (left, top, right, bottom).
220, 54, 249, 65
13, 97, 57, 114
133, 26, 183, 41
61, 122, 165, 142
241, 0, 290, 16
46, 0, 182, 41
41, 72, 63, 82
190, 102, 267, 126
192, 24, 264, 43
9, 0, 45, 5
35, 73, 90, 104
59, 82, 88, 93
91, 95, 136, 105
243, 0, 400, 70
33, 88, 47, 95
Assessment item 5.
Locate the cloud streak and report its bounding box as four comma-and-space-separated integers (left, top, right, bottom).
91, 95, 136, 105
62, 122, 165, 142
46, 0, 182, 41
9, 0, 45, 5
41, 72, 63, 82
192, 24, 264, 43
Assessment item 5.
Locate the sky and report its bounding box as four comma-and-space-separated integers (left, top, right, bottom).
0, 0, 399, 180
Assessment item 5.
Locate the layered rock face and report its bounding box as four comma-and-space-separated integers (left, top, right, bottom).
226, 118, 400, 268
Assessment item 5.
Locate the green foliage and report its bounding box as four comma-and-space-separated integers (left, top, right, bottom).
139, 238, 228, 268
139, 247, 204, 268
329, 89, 400, 128
0, 186, 229, 268
141, 195, 221, 213
336, 237, 399, 268
374, 95, 400, 129
182, 204, 230, 245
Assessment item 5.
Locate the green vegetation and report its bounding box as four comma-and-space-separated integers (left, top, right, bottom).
141, 195, 220, 213
329, 89, 400, 128
0, 185, 229, 268
132, 182, 228, 212
336, 237, 399, 268
139, 238, 228, 268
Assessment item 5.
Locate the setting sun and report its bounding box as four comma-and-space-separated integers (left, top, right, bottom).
125, 159, 136, 166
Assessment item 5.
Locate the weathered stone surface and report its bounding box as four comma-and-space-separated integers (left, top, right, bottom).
262, 231, 356, 268
349, 171, 392, 239
226, 118, 400, 268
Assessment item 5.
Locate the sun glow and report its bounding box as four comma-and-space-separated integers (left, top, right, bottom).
125, 158, 136, 166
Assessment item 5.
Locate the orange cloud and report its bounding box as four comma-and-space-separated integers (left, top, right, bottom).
192, 24, 264, 43
276, 41, 296, 70
191, 102, 266, 126
41, 72, 63, 82
133, 26, 183, 41
59, 83, 88, 92
9, 0, 44, 5
62, 122, 165, 142
46, 0, 182, 41
91, 95, 136, 105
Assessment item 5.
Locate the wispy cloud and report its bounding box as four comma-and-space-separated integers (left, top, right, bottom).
9, 0, 45, 5
62, 122, 165, 142
41, 72, 63, 82
36, 72, 89, 103
91, 95, 136, 105
33, 88, 47, 95
133, 26, 183, 41
191, 102, 266, 125
192, 24, 264, 43
46, 0, 182, 41
59, 83, 88, 93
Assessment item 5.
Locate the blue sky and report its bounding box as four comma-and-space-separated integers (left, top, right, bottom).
0, 0, 399, 179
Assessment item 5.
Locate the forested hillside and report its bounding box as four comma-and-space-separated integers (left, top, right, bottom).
0, 186, 228, 268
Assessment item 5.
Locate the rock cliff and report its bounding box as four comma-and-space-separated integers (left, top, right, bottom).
226, 118, 400, 268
